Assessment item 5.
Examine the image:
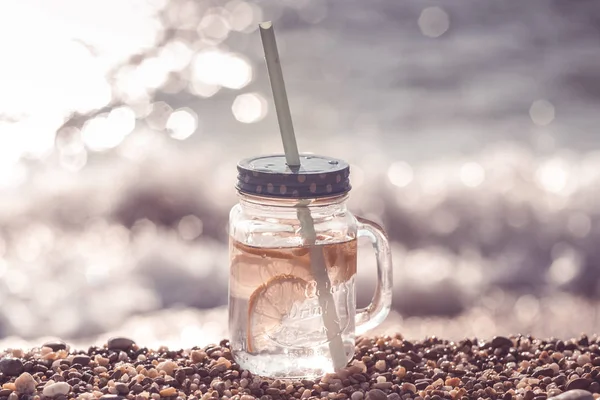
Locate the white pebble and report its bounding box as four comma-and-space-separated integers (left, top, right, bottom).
43, 382, 71, 397
157, 361, 178, 376
376, 376, 386, 383
375, 360, 386, 371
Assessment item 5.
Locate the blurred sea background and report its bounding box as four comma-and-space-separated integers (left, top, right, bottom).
1, 0, 600, 349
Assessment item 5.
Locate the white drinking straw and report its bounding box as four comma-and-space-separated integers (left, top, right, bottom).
259, 21, 347, 372
259, 21, 300, 167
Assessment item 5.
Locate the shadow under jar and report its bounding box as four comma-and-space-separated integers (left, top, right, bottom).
229, 154, 393, 379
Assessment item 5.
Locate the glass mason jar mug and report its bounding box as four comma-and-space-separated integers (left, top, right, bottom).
229, 155, 393, 378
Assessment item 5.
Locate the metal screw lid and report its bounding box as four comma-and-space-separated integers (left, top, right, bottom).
236, 154, 351, 198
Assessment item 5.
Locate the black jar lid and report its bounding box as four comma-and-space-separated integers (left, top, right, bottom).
236, 154, 351, 198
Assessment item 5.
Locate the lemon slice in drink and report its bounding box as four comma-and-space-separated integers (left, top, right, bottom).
246, 274, 309, 353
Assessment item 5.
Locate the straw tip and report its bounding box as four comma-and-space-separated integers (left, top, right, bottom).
259, 21, 273, 29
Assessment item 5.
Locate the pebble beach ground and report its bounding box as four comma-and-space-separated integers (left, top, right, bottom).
2, 335, 600, 400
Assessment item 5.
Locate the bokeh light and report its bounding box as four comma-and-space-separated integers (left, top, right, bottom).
418, 7, 450, 38
166, 108, 199, 140
460, 162, 485, 188
82, 107, 136, 151
231, 92, 268, 123
535, 158, 568, 193
191, 50, 252, 90
387, 161, 414, 188
530, 99, 555, 126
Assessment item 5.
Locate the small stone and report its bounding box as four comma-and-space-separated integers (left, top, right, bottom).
115, 383, 129, 395
301, 389, 312, 399
533, 367, 555, 378
240, 396, 255, 400
577, 355, 591, 367
366, 389, 387, 400
492, 336, 513, 349
72, 355, 91, 366
215, 357, 232, 369
159, 388, 177, 397
156, 361, 177, 376
190, 350, 206, 364
373, 383, 393, 390
8, 392, 18, 400
107, 337, 135, 351
566, 378, 591, 391
15, 372, 36, 394
43, 341, 69, 352
387, 395, 400, 400
0, 358, 24, 376
548, 390, 594, 400
42, 382, 71, 397
398, 359, 416, 370
375, 360, 386, 372
445, 377, 460, 387
402, 383, 417, 393
351, 360, 367, 373
351, 392, 364, 400
99, 395, 125, 400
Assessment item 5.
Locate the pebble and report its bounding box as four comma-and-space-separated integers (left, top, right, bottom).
156, 361, 177, 376
14, 372, 36, 394
99, 395, 125, 400
107, 337, 135, 351
399, 359, 417, 370
374, 360, 386, 371
42, 341, 69, 352
577, 355, 591, 366
159, 387, 177, 397
114, 383, 129, 395
351, 392, 364, 400
548, 390, 594, 400
0, 335, 600, 400
492, 336, 514, 349
366, 389, 387, 400
0, 358, 24, 376
566, 378, 591, 391
402, 383, 417, 393
42, 382, 71, 397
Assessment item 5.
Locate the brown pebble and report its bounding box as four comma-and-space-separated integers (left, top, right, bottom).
492, 336, 513, 349
159, 387, 177, 397
15, 372, 36, 394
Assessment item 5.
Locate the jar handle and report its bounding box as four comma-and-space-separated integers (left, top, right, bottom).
355, 216, 393, 335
